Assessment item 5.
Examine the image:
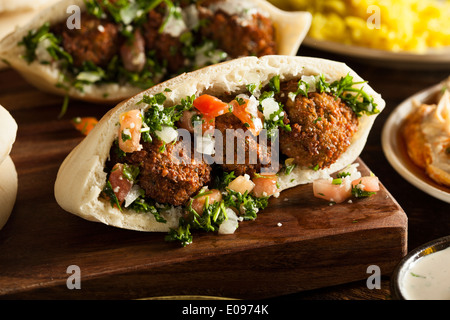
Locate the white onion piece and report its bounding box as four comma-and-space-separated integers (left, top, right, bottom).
124, 185, 142, 208
155, 125, 178, 144
218, 208, 240, 235
300, 75, 317, 93
261, 97, 279, 119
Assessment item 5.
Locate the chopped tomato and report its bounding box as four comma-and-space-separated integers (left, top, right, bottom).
191, 189, 223, 215
252, 174, 279, 198
313, 179, 352, 204
229, 99, 263, 136
119, 109, 142, 153
352, 176, 380, 192
228, 175, 255, 195
72, 117, 98, 136
108, 163, 134, 205
201, 114, 215, 133
193, 94, 230, 118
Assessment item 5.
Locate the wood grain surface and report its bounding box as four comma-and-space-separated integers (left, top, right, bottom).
1, 45, 449, 300
0, 63, 408, 299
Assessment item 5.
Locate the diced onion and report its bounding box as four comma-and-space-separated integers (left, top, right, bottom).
261, 97, 280, 119
162, 7, 187, 37
35, 38, 53, 62
76, 71, 103, 83
119, 2, 139, 25
155, 125, 178, 144
300, 75, 317, 93
218, 208, 240, 235
182, 4, 199, 29
124, 185, 143, 208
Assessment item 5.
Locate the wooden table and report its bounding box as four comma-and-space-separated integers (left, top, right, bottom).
282, 47, 450, 300
0, 46, 448, 301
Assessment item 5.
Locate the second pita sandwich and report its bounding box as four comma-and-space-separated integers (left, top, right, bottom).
0, 0, 311, 105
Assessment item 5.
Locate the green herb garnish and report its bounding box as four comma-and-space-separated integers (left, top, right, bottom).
317, 74, 379, 117
351, 181, 376, 198
223, 188, 269, 221
102, 180, 122, 211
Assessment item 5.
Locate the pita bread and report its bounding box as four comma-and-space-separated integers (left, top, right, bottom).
0, 156, 18, 230
54, 55, 385, 234
0, 0, 312, 103
0, 0, 56, 12
0, 105, 18, 165
0, 104, 18, 230
0, 0, 59, 69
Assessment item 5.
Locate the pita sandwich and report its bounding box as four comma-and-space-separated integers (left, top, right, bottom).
0, 105, 18, 230
54, 55, 385, 245
0, 0, 311, 104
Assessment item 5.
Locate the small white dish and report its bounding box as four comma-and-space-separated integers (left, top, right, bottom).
390, 235, 450, 300
381, 82, 450, 203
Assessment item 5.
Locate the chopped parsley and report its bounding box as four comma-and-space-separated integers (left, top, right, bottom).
165, 195, 228, 247
332, 178, 342, 185
351, 181, 377, 198
102, 180, 122, 211
317, 74, 379, 117
19, 22, 72, 65
257, 76, 291, 137
291, 74, 380, 117
336, 171, 351, 178
293, 79, 310, 97
121, 163, 140, 182
284, 163, 296, 175
165, 218, 193, 247
138, 92, 194, 143
128, 194, 168, 223
223, 188, 269, 221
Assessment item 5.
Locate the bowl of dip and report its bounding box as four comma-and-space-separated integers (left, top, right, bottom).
390, 235, 450, 300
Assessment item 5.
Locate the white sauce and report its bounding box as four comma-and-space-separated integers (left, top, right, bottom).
400, 246, 450, 300
208, 0, 263, 25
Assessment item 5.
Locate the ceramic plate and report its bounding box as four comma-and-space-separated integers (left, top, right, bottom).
381, 83, 450, 203
303, 37, 450, 70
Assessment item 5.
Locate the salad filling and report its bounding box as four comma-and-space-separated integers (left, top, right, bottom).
19, 0, 277, 105
102, 74, 380, 246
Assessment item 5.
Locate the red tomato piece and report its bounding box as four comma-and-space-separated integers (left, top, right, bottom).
251, 174, 279, 198
352, 176, 380, 192
108, 163, 134, 204
193, 94, 230, 118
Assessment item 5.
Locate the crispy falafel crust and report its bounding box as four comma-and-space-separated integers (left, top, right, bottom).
279, 81, 359, 169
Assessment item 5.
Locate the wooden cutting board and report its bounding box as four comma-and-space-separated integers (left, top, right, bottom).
0, 69, 407, 300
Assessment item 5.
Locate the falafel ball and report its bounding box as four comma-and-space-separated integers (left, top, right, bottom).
197, 0, 277, 57
59, 13, 120, 68
215, 112, 272, 177
125, 139, 211, 207
142, 6, 186, 74
279, 80, 359, 169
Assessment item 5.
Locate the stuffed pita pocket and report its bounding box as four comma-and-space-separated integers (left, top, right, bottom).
0, 0, 311, 106
0, 105, 18, 230
54, 55, 385, 246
